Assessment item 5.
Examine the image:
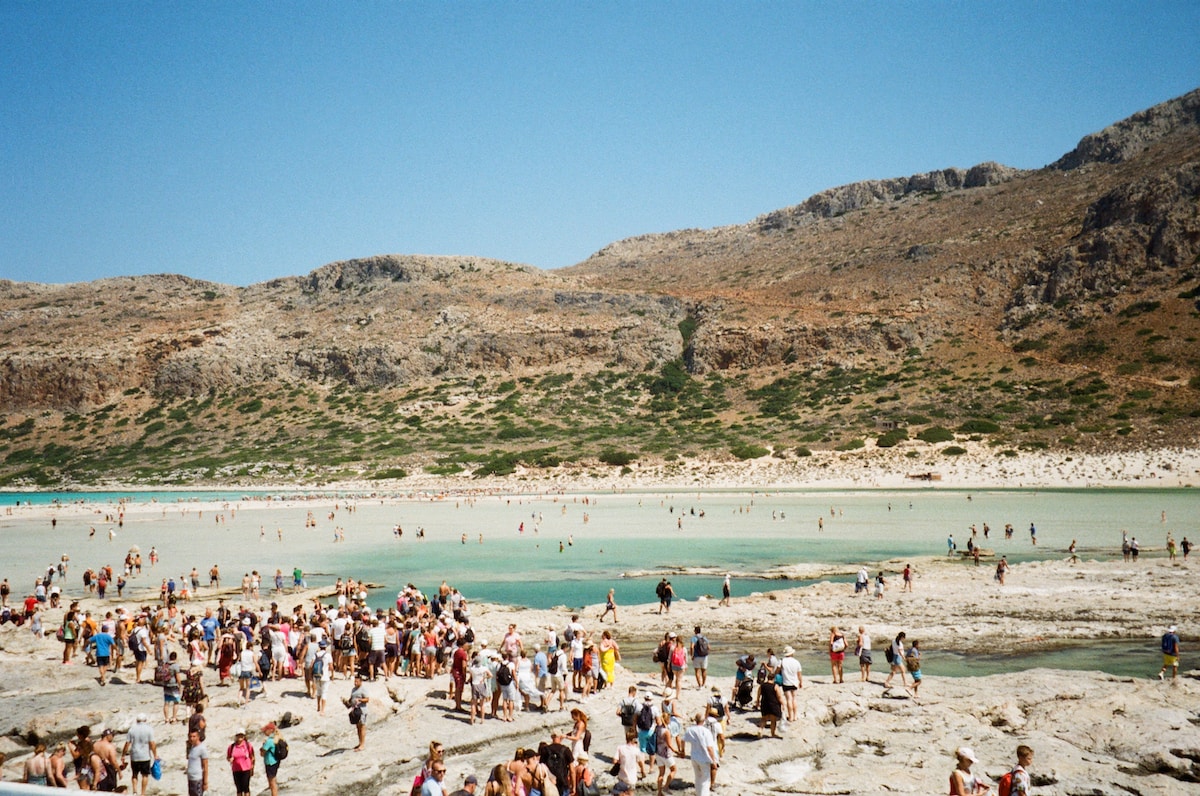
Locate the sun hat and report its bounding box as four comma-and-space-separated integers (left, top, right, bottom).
783, 645, 795, 656
1169, 625, 1177, 633
956, 747, 977, 763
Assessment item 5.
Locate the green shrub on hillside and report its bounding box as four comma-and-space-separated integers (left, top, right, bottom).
917, 426, 955, 443
942, 446, 968, 456
730, 443, 769, 460
876, 428, 908, 448
957, 419, 1000, 434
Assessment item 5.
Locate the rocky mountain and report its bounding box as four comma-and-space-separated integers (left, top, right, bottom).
1, 88, 1198, 486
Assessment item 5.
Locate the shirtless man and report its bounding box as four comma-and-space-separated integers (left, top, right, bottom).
91, 728, 123, 792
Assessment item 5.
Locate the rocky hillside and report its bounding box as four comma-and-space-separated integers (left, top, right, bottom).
1, 89, 1198, 486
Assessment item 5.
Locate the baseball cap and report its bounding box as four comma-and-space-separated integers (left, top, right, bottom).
464, 775, 478, 785
956, 747, 977, 763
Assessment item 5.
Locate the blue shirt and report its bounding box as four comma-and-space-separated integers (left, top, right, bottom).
533, 650, 548, 677
92, 631, 115, 657
200, 616, 219, 642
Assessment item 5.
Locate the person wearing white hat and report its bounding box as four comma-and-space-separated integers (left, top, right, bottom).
778, 646, 802, 723
949, 746, 989, 795
1159, 625, 1180, 679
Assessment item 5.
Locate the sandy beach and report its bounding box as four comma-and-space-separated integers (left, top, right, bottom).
1, 477, 1197, 796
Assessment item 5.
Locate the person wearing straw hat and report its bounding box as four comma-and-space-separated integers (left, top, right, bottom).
778, 646, 802, 723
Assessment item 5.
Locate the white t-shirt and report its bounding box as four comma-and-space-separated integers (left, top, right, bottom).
615, 742, 640, 785
780, 656, 802, 687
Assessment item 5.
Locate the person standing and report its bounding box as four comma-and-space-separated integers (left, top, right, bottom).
122, 714, 156, 796
856, 626, 872, 682
690, 626, 710, 687
681, 712, 719, 796
226, 730, 255, 796
347, 674, 370, 751
1159, 625, 1181, 680
186, 730, 209, 796
778, 646, 802, 723
902, 564, 914, 592
828, 626, 846, 684
855, 566, 869, 595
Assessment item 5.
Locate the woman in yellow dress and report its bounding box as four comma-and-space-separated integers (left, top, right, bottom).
599, 629, 621, 688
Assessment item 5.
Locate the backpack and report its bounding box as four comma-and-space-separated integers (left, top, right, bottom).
1163, 634, 1175, 653
670, 646, 686, 667
636, 704, 655, 732
462, 626, 475, 644
997, 769, 1015, 796
619, 699, 637, 727
273, 738, 289, 761
312, 655, 325, 678
128, 630, 141, 653
548, 652, 560, 675
755, 664, 768, 685
563, 624, 575, 643
655, 581, 666, 599
496, 662, 513, 686
694, 635, 710, 657
155, 661, 173, 687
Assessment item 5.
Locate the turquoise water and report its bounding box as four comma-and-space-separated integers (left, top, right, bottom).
623, 638, 1155, 680
0, 488, 1191, 614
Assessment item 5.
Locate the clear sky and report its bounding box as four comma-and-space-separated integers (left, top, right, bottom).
2, 2, 1197, 286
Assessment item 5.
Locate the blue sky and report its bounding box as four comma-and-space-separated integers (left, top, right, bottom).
2, 2, 1198, 286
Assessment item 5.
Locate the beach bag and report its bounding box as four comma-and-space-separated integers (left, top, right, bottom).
348, 704, 363, 725
905, 653, 919, 673
884, 645, 896, 665
150, 758, 162, 781
831, 636, 846, 653
694, 635, 710, 657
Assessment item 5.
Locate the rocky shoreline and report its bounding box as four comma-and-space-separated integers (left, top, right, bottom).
2, 552, 1197, 794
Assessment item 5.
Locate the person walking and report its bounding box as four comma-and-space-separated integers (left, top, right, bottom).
1159, 625, 1181, 680
186, 730, 209, 796
226, 730, 255, 796
260, 723, 283, 796
883, 632, 909, 690
121, 714, 156, 796
681, 712, 719, 796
